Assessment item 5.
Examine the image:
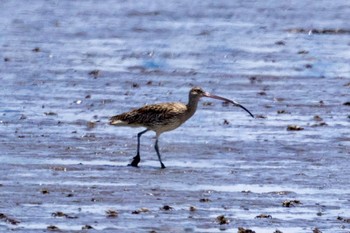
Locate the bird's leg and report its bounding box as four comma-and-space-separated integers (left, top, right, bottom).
154, 137, 166, 169
129, 129, 149, 167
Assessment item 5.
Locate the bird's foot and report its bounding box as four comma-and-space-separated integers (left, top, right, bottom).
128, 162, 139, 167
128, 155, 140, 167
160, 163, 166, 169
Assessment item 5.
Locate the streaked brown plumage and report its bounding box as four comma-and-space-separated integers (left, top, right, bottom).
110, 102, 189, 134
110, 87, 254, 169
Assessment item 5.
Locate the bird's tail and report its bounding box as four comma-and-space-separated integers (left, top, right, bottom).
109, 115, 127, 126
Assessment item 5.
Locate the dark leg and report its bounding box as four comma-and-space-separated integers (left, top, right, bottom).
154, 138, 166, 169
129, 129, 149, 167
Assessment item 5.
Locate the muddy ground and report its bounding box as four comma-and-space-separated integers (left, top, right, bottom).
1, 1, 350, 232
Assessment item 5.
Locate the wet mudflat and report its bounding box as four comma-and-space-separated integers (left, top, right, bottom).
1, 1, 350, 232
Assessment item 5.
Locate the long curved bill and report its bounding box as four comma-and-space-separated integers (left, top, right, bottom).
203, 92, 254, 118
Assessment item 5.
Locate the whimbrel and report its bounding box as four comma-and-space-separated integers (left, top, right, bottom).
109, 87, 254, 168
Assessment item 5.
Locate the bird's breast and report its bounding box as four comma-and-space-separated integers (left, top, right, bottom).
150, 117, 184, 134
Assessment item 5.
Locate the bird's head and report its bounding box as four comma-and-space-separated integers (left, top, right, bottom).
189, 87, 206, 98
188, 87, 255, 118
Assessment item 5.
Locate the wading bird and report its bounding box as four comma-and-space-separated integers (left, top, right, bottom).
109, 87, 254, 169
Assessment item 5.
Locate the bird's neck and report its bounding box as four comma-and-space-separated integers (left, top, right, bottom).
186, 95, 200, 119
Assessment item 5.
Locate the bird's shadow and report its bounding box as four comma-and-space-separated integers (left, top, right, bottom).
102, 163, 167, 171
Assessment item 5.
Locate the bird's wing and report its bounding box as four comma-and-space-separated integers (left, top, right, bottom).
110, 103, 186, 126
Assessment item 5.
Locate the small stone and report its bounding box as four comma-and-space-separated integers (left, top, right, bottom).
44, 112, 57, 116
199, 198, 211, 202
313, 115, 323, 121
41, 189, 50, 194
160, 205, 173, 211
297, 50, 309, 54
106, 209, 118, 218
275, 41, 285, 45
277, 110, 290, 114
19, 114, 27, 120
87, 121, 96, 129
337, 216, 350, 223
313, 227, 322, 233
305, 64, 313, 69
238, 227, 256, 233
132, 208, 149, 214
32, 47, 40, 52
216, 215, 229, 225
287, 125, 304, 131
82, 225, 94, 230
255, 214, 272, 218
89, 69, 100, 78
202, 101, 213, 106
51, 211, 66, 217
47, 225, 60, 231
282, 200, 301, 207
255, 114, 266, 119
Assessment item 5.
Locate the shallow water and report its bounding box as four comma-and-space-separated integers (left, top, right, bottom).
1, 0, 350, 232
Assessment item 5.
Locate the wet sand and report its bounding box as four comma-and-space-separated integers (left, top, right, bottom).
1, 1, 350, 232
